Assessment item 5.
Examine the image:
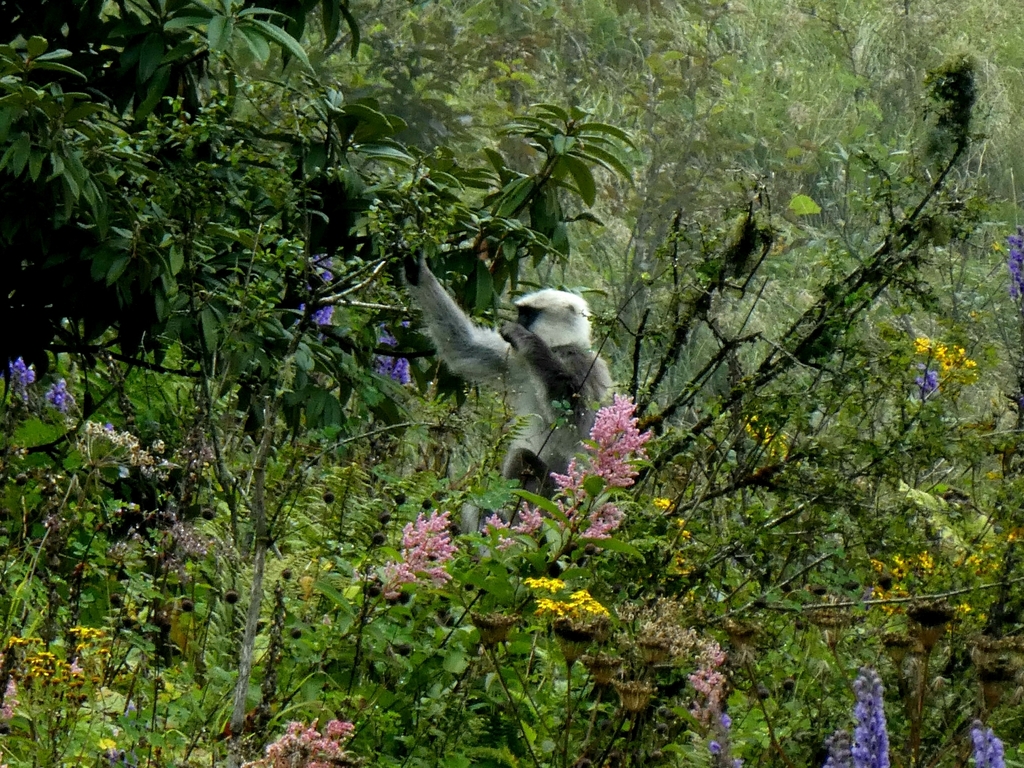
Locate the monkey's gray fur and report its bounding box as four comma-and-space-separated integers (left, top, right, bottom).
405, 256, 612, 519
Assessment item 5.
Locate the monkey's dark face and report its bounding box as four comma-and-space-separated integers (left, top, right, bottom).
514, 289, 593, 348
517, 305, 542, 331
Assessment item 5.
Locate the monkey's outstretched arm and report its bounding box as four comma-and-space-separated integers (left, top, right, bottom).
405, 255, 511, 383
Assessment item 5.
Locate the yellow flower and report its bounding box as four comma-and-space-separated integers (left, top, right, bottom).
70, 626, 105, 640
653, 498, 672, 511
97, 739, 117, 751
535, 598, 570, 617
568, 590, 609, 617
914, 337, 931, 355
524, 577, 566, 592
535, 589, 609, 619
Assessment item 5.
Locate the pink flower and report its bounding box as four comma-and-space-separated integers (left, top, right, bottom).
382, 510, 456, 598
689, 640, 728, 727
249, 718, 355, 768
513, 505, 544, 535
548, 396, 651, 540
483, 514, 509, 536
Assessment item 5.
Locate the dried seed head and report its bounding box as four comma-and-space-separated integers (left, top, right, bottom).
724, 618, 757, 648
909, 600, 954, 652
637, 637, 672, 665
613, 680, 655, 713
471, 612, 519, 646
881, 631, 918, 664
581, 652, 621, 685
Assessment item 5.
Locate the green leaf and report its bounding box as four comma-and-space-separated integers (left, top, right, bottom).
561, 155, 596, 206
322, 0, 341, 45
585, 536, 643, 559
27, 149, 43, 181
532, 103, 569, 122
443, 650, 469, 674
472, 261, 493, 313
574, 144, 630, 180
199, 306, 220, 353
582, 475, 605, 497
244, 19, 311, 70
207, 15, 234, 53
163, 15, 213, 31
511, 489, 560, 517
34, 49, 72, 62
26, 36, 48, 59
578, 121, 636, 148
30, 62, 87, 78
494, 176, 534, 217
3, 133, 31, 176
788, 194, 822, 215
355, 142, 414, 164
338, 1, 361, 57
137, 33, 165, 84
237, 26, 271, 60
135, 64, 171, 120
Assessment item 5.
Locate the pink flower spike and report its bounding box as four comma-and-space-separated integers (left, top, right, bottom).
512, 505, 544, 535
381, 509, 457, 597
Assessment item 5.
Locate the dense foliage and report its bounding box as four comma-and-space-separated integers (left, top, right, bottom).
2, 0, 1024, 766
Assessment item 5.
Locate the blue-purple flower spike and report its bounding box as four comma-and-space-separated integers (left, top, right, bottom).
45, 379, 74, 414
6, 357, 35, 402
1008, 227, 1024, 306
823, 730, 854, 768
851, 668, 889, 768
375, 325, 411, 384
971, 721, 1005, 768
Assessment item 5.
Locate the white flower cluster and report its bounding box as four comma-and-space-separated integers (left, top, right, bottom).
80, 422, 172, 480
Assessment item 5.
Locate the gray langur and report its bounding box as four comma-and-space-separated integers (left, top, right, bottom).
404, 256, 612, 505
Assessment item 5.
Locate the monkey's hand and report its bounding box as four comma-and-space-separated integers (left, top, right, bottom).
403, 253, 427, 287
500, 322, 533, 350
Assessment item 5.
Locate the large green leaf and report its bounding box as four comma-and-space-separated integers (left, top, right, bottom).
243, 19, 311, 70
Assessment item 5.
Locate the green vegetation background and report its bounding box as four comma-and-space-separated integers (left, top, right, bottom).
2, 0, 1024, 766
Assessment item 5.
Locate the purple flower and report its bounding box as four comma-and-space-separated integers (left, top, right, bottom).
823, 730, 854, 768
709, 741, 722, 755
971, 721, 1005, 768
311, 305, 334, 327
720, 713, 732, 730
852, 668, 889, 768
45, 379, 74, 413
1008, 227, 1024, 306
914, 364, 939, 400
375, 325, 411, 384
6, 357, 35, 402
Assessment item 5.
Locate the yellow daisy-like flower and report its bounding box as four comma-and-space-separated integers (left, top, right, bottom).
535, 598, 571, 618
914, 337, 931, 355
97, 739, 117, 751
653, 498, 672, 511
568, 590, 610, 617
524, 577, 566, 592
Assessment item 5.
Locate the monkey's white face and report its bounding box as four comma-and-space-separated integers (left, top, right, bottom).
514, 289, 593, 349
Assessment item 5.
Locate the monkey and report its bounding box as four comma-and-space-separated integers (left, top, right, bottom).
404, 255, 612, 521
